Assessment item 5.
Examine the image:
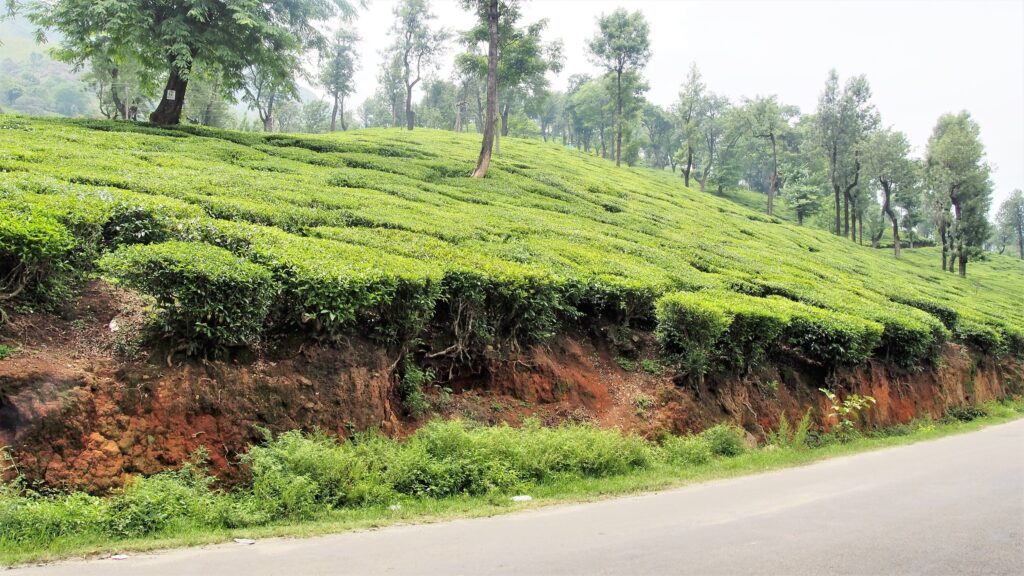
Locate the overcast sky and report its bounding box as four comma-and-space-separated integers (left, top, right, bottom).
333, 0, 1023, 207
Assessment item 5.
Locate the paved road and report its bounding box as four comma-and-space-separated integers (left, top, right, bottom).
10, 420, 1024, 576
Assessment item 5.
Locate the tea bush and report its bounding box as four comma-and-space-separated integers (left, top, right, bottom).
1, 115, 1021, 368
0, 201, 76, 317
100, 241, 276, 355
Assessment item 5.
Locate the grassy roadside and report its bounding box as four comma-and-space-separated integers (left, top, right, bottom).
4, 400, 1022, 567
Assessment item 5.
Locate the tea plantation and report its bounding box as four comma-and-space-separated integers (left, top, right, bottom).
2, 115, 1022, 372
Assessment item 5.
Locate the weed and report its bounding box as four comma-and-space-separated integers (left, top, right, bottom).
820, 388, 876, 442
700, 424, 747, 457
632, 394, 654, 415
399, 359, 434, 419
615, 357, 637, 372
943, 404, 987, 423
640, 358, 662, 375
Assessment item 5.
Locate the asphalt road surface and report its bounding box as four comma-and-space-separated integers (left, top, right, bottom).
10, 419, 1024, 576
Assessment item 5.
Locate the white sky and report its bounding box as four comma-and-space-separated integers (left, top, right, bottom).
329, 0, 1024, 207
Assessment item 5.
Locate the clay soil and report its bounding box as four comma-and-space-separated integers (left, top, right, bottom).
2, 281, 1021, 492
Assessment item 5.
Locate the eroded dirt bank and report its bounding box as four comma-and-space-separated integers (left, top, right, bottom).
1, 282, 1021, 492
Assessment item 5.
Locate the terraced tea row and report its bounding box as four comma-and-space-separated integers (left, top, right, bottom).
1, 115, 1022, 371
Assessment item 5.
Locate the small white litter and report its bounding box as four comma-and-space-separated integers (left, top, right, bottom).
111, 554, 129, 561
388, 504, 402, 511
108, 319, 120, 332
233, 538, 256, 545
511, 495, 533, 502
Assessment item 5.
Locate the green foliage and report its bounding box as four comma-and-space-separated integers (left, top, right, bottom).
656, 290, 883, 373
399, 360, 435, 419
632, 394, 654, 415
700, 423, 747, 457
615, 356, 637, 372
655, 292, 731, 379
0, 116, 1021, 365
4, 402, 1024, 560
767, 409, 813, 449
820, 388, 876, 442
0, 201, 76, 318
100, 241, 276, 355
241, 430, 390, 520
943, 404, 987, 423
640, 358, 661, 375
661, 435, 712, 466
0, 344, 13, 360
17, 0, 357, 125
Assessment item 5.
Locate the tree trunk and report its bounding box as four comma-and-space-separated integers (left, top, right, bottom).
471, 0, 499, 179
767, 134, 778, 216
405, 83, 415, 130
500, 103, 509, 137
952, 201, 966, 277
615, 70, 622, 167
1017, 221, 1023, 260
110, 67, 128, 120
331, 94, 339, 132
881, 183, 901, 257
858, 213, 863, 245
843, 192, 850, 239
340, 95, 347, 131
683, 146, 693, 187
149, 65, 189, 126
494, 114, 501, 154
833, 181, 842, 235
940, 219, 948, 271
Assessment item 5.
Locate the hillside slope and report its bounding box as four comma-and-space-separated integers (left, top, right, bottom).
2, 115, 1024, 490
3, 115, 1022, 360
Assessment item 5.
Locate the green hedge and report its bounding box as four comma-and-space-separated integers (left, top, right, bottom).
656, 291, 884, 376
780, 304, 882, 367
655, 292, 733, 379
100, 241, 276, 355
0, 201, 76, 317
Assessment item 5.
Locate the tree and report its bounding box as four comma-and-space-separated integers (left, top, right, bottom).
691, 93, 731, 191
83, 55, 152, 120
17, 0, 356, 126
816, 70, 878, 238
417, 79, 459, 129
464, 0, 501, 178
275, 99, 303, 133
995, 190, 1024, 259
458, 10, 562, 137
587, 8, 651, 167
925, 111, 992, 276
241, 66, 289, 132
674, 63, 705, 186
745, 96, 796, 216
320, 30, 359, 131
864, 128, 917, 256
183, 64, 236, 127
303, 100, 331, 133
640, 103, 676, 170
529, 89, 564, 142
568, 76, 615, 157
389, 0, 449, 131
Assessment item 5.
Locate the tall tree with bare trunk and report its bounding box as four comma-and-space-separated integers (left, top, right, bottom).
587, 8, 650, 167
816, 70, 877, 238
864, 128, 918, 257
389, 0, 449, 131
464, 0, 502, 178
925, 111, 992, 277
